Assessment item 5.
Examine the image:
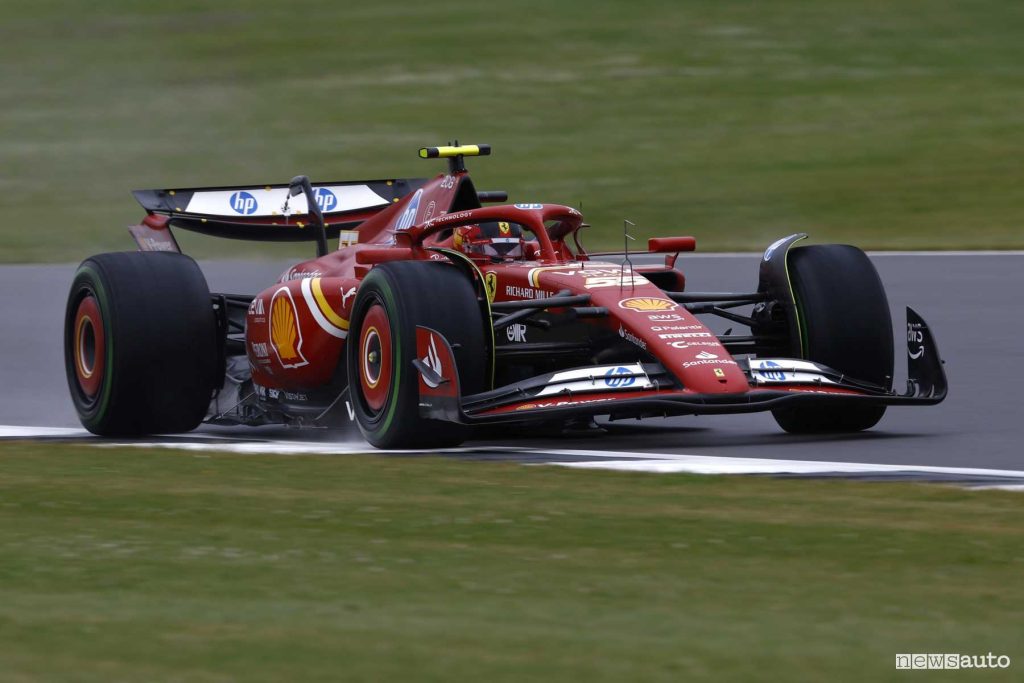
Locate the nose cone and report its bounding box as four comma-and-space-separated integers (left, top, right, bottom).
528, 264, 753, 394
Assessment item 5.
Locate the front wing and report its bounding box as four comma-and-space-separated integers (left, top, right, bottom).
414, 307, 947, 425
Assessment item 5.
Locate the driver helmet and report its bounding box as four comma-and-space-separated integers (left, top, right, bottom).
453, 221, 525, 260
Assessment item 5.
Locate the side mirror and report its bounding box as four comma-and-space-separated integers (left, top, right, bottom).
289, 175, 308, 197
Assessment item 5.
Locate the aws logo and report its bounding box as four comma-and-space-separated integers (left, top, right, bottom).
269, 287, 308, 368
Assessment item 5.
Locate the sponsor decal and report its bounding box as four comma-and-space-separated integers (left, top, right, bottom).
422, 210, 472, 229
682, 358, 737, 369
185, 185, 387, 217
485, 272, 498, 303
585, 274, 648, 288
748, 358, 836, 385
229, 191, 258, 215
526, 265, 577, 287
618, 325, 648, 350
395, 188, 424, 230
669, 340, 719, 349
269, 287, 308, 368
604, 366, 636, 388
908, 322, 925, 359
651, 324, 702, 332
251, 342, 269, 358
424, 200, 437, 221
420, 333, 443, 388
139, 236, 176, 252
282, 268, 322, 281
514, 397, 616, 411
763, 236, 789, 262
714, 368, 726, 379
661, 332, 712, 339
300, 278, 349, 339
440, 174, 457, 190
505, 285, 553, 299
756, 359, 787, 381
647, 314, 685, 322
506, 323, 528, 343
313, 187, 337, 212
514, 203, 544, 210
694, 351, 718, 359
536, 364, 653, 396
620, 297, 678, 313
341, 287, 357, 308
248, 298, 265, 316
666, 340, 721, 349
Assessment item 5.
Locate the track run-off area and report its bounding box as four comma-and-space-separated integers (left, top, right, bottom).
3, 252, 1022, 488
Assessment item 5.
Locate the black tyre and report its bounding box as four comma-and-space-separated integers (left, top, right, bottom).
64, 252, 220, 435
346, 261, 487, 448
772, 244, 893, 433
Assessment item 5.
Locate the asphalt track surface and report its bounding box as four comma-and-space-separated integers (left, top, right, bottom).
2, 252, 1022, 473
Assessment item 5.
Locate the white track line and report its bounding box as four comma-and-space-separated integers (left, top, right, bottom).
0, 425, 90, 438
533, 448, 1024, 480
5, 426, 1024, 488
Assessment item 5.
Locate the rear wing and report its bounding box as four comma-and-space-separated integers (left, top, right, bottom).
132, 178, 426, 243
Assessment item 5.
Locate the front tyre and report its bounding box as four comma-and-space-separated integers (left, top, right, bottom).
772, 244, 893, 433
64, 252, 219, 435
346, 261, 487, 449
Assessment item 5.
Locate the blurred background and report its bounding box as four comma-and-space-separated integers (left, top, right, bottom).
3, 0, 1022, 262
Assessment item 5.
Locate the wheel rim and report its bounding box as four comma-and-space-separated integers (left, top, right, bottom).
73, 294, 105, 400
359, 303, 392, 413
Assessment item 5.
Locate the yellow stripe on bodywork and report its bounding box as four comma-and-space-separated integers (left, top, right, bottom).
311, 278, 350, 330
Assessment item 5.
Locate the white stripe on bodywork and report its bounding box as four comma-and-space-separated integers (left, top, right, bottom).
300, 278, 347, 339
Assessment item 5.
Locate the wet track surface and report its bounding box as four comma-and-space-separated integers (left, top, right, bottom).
2, 252, 1022, 472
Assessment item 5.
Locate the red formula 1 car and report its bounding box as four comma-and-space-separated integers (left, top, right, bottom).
64, 145, 946, 448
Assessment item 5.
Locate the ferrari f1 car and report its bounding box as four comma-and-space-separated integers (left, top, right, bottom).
65, 144, 947, 448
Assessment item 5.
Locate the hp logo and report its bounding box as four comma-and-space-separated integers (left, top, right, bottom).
604, 366, 636, 388
230, 191, 258, 215
313, 187, 337, 212
759, 360, 787, 381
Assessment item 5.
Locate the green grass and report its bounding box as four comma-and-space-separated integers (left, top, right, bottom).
0, 442, 1022, 681
2, 0, 1024, 263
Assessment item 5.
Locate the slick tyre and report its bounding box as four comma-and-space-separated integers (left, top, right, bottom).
346, 261, 487, 449
772, 244, 893, 433
64, 252, 219, 435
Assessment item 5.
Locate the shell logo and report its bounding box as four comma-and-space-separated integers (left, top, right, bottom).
618, 297, 678, 313
269, 287, 308, 368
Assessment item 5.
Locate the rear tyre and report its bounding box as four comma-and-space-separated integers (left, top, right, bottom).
64, 252, 219, 435
346, 261, 487, 449
771, 245, 893, 433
